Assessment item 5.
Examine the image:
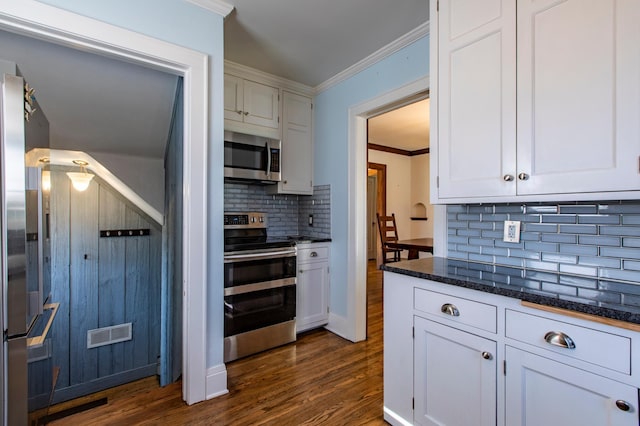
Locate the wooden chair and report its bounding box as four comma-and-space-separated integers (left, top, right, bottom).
376, 213, 402, 263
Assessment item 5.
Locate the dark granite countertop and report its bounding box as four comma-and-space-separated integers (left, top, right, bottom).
382, 257, 640, 325
287, 236, 332, 244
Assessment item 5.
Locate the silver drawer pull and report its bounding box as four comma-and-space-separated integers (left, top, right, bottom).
616, 400, 631, 412
481, 351, 492, 360
544, 331, 576, 349
441, 303, 460, 317
310, 251, 318, 257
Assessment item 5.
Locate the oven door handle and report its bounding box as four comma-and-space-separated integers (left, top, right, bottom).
224, 278, 296, 296
224, 249, 296, 262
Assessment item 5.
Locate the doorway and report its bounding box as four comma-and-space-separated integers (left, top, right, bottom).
367, 162, 387, 262
347, 76, 446, 342
0, 2, 211, 405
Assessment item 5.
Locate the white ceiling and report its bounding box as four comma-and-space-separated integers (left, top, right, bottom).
224, 0, 429, 87
0, 1, 429, 159
368, 99, 430, 151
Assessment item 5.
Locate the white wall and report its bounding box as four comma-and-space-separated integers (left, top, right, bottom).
88, 151, 165, 213
368, 150, 433, 242
368, 150, 412, 239
410, 153, 433, 240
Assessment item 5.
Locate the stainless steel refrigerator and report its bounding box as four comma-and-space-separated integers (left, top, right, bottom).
1, 70, 51, 425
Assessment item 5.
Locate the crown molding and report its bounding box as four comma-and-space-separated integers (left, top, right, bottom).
185, 0, 234, 17
224, 60, 314, 96
314, 21, 430, 94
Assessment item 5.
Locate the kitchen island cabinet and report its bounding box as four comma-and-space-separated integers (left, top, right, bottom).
431, 0, 640, 203
383, 258, 640, 426
414, 316, 496, 426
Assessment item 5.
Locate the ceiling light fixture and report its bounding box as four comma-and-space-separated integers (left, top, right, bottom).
66, 159, 94, 192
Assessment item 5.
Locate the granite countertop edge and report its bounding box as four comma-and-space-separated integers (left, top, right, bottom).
382, 258, 640, 326
292, 237, 332, 243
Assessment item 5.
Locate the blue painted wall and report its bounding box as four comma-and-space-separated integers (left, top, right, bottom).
36, 0, 226, 367
314, 35, 429, 316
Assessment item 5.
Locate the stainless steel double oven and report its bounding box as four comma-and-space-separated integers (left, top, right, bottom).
223, 212, 296, 362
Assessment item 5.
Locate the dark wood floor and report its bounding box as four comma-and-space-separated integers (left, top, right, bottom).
46, 261, 386, 425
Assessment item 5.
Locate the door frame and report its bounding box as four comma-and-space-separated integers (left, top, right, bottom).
0, 2, 213, 404
367, 162, 386, 263
347, 76, 446, 342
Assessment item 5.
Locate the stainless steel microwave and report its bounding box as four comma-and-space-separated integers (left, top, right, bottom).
224, 131, 281, 182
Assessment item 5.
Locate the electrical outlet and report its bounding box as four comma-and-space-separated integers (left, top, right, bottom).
503, 220, 521, 243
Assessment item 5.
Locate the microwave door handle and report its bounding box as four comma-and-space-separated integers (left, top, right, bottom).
265, 142, 271, 179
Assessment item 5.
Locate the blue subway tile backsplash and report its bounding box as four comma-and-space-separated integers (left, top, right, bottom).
448, 200, 640, 286
224, 182, 331, 238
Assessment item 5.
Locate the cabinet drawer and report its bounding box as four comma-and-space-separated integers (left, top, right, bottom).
297, 246, 329, 263
506, 309, 631, 375
414, 288, 497, 333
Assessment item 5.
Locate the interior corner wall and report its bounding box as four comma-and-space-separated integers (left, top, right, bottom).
314, 34, 429, 317
37, 0, 227, 368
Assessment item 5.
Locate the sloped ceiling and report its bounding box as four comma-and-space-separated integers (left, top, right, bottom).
0, 29, 178, 159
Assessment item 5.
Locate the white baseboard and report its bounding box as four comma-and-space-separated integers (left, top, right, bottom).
324, 312, 353, 341
205, 364, 228, 400
383, 406, 413, 426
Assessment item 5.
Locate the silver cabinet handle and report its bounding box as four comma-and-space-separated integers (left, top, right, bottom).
481, 351, 492, 360
243, 111, 250, 116
544, 331, 576, 349
299, 270, 304, 274
441, 303, 460, 317
236, 110, 243, 115
503, 174, 514, 182
310, 251, 318, 257
518, 172, 529, 181
616, 400, 631, 412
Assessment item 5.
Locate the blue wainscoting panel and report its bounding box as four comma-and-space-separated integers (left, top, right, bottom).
97, 189, 126, 377
69, 177, 100, 385
45, 168, 162, 406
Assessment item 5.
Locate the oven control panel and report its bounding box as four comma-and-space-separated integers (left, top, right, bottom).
224, 212, 267, 229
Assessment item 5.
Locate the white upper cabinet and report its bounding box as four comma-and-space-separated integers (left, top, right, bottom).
224, 73, 280, 138
435, 0, 517, 199
516, 0, 640, 195
272, 91, 314, 195
432, 0, 640, 203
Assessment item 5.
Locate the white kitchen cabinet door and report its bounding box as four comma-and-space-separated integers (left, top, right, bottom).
505, 346, 638, 426
516, 0, 640, 195
274, 91, 313, 195
242, 79, 279, 129
296, 261, 329, 333
224, 74, 280, 137
435, 0, 517, 199
414, 316, 497, 426
223, 74, 244, 123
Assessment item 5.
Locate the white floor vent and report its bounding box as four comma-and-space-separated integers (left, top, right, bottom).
87, 323, 132, 349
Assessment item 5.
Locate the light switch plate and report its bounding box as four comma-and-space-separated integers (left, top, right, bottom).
503, 220, 521, 243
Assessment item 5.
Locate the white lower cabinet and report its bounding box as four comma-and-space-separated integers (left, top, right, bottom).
414, 316, 496, 426
505, 346, 637, 426
296, 243, 329, 332
383, 272, 640, 426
